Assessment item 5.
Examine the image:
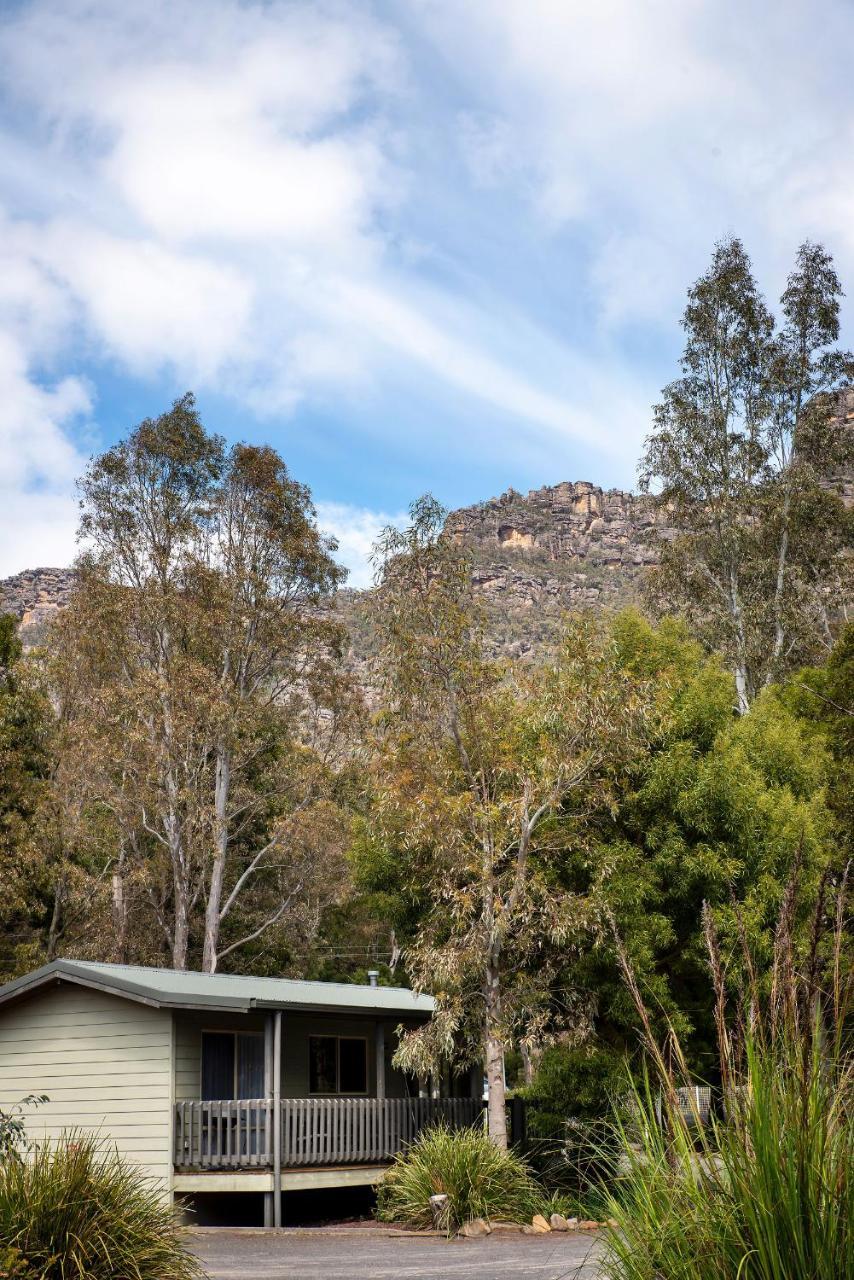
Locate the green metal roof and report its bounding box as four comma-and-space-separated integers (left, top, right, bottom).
0, 959, 435, 1017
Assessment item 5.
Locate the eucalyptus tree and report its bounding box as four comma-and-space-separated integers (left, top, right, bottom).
367, 497, 652, 1147
67, 394, 354, 971
641, 238, 852, 712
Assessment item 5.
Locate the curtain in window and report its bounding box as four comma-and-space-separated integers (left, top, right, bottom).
237, 1034, 265, 1098
339, 1038, 367, 1093
309, 1036, 337, 1093
201, 1032, 235, 1100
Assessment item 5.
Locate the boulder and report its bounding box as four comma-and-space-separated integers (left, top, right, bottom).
530, 1214, 551, 1233
460, 1218, 492, 1238
549, 1213, 569, 1231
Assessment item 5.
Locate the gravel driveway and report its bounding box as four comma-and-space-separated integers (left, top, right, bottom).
190, 1227, 605, 1280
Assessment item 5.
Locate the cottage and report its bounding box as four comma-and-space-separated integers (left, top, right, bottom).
0, 960, 481, 1224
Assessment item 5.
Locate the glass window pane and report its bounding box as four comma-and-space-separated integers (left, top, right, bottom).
339, 1038, 367, 1094
309, 1036, 337, 1093
237, 1034, 265, 1098
201, 1032, 234, 1100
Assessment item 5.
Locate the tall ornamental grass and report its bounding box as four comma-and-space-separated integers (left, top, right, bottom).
0, 1132, 201, 1280
377, 1122, 542, 1232
602, 864, 853, 1280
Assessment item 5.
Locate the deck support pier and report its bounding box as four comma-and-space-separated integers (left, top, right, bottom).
263, 1011, 283, 1228
272, 1010, 282, 1227
263, 1014, 274, 1227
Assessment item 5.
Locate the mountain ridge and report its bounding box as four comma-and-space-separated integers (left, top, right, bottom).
3, 387, 852, 657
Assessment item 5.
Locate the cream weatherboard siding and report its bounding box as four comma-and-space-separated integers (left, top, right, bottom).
0, 984, 174, 1195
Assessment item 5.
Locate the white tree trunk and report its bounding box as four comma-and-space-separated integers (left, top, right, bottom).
111, 850, 128, 963
484, 962, 508, 1149
729, 565, 752, 715
769, 489, 792, 677
202, 743, 230, 973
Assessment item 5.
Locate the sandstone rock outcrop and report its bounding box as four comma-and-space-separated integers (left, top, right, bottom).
443, 480, 674, 657
0, 567, 76, 647
2, 389, 850, 664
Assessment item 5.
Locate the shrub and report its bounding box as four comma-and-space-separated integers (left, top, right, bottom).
600, 873, 854, 1280
602, 1030, 853, 1280
0, 1097, 48, 1162
0, 1132, 201, 1280
377, 1123, 542, 1232
521, 1046, 625, 1202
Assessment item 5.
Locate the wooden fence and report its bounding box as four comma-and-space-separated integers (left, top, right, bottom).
174, 1096, 484, 1170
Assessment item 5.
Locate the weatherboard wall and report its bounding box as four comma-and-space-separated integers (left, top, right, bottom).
0, 982, 173, 1194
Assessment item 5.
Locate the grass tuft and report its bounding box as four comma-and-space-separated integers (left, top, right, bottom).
376, 1122, 543, 1232
0, 1131, 202, 1280
600, 867, 853, 1280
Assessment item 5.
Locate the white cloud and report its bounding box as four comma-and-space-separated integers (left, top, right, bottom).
1, 0, 853, 581
316, 501, 408, 590
0, 491, 81, 577
0, 332, 90, 575
38, 225, 254, 381
419, 0, 854, 322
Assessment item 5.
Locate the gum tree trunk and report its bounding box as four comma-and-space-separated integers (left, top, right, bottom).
484, 961, 508, 1149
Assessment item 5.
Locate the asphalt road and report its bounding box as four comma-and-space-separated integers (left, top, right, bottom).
191, 1228, 605, 1280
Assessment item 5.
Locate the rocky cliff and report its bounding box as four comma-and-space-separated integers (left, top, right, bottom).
3, 390, 851, 661
0, 567, 76, 647
444, 480, 672, 656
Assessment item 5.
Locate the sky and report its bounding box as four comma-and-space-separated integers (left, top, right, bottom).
1, 0, 853, 587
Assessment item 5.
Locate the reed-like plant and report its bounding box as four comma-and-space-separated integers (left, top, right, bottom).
377, 1122, 543, 1231
0, 1132, 201, 1280
601, 861, 853, 1280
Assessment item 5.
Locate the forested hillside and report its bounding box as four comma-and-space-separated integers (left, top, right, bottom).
1, 238, 851, 1117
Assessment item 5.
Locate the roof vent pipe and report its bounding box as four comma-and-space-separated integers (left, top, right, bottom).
367, 970, 379, 988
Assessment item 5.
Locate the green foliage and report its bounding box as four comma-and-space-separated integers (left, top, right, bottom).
0, 1132, 201, 1280
641, 237, 853, 708
522, 1045, 626, 1148
376, 1123, 543, 1232
0, 615, 55, 977
571, 611, 837, 1076
0, 1097, 47, 1162
784, 622, 854, 858
368, 504, 657, 1145
600, 840, 852, 1280
602, 1027, 853, 1280
31, 394, 356, 973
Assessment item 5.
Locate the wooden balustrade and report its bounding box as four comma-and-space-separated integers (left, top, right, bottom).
174, 1096, 483, 1170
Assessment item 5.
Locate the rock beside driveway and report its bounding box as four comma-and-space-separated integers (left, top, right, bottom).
549, 1213, 569, 1231
460, 1218, 492, 1238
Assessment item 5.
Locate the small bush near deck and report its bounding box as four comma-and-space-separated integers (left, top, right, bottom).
0, 1132, 201, 1280
377, 1123, 542, 1232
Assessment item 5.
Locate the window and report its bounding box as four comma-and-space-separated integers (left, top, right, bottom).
309, 1035, 367, 1094
339, 1037, 368, 1093
201, 1031, 265, 1100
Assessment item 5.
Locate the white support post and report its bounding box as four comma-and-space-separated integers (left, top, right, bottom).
273, 1010, 282, 1228
263, 1014, 274, 1227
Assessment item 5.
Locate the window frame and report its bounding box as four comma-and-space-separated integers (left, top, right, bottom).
307, 1033, 369, 1096
199, 1028, 265, 1100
